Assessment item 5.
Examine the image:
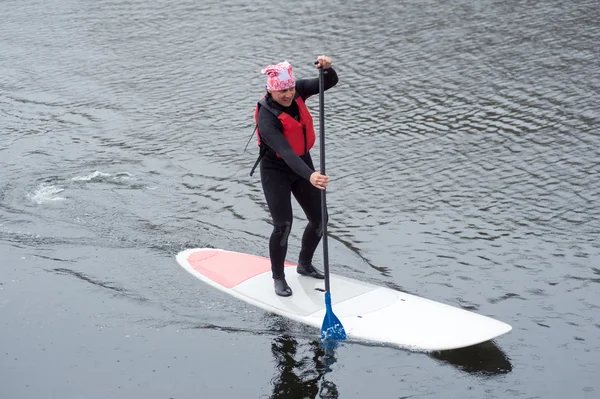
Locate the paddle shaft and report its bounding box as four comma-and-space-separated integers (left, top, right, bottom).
318, 66, 331, 293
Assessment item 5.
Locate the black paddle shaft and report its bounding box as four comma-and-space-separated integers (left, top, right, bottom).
318, 65, 331, 293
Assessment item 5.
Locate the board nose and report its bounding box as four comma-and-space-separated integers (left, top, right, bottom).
185, 249, 273, 288
188, 249, 219, 262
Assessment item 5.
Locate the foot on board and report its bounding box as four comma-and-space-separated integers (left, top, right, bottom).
274, 278, 292, 297
296, 263, 325, 279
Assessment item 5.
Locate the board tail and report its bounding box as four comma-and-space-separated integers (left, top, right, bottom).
321, 292, 347, 341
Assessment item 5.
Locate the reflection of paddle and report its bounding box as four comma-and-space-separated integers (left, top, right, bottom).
269, 333, 340, 399
317, 61, 346, 342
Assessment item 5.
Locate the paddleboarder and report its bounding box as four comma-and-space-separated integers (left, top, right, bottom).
251, 56, 338, 297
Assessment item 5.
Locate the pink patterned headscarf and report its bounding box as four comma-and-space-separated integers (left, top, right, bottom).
261, 61, 296, 91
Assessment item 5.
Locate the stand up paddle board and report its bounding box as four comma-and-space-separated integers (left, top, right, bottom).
176, 248, 511, 351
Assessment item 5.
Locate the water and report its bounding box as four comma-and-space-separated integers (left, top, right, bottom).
1, 0, 599, 398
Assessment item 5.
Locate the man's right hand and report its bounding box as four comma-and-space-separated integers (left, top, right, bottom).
310, 172, 329, 190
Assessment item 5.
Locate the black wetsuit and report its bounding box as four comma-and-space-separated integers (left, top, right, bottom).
256, 67, 338, 279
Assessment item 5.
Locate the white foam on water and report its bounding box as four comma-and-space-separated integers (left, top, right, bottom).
71, 171, 133, 182
114, 172, 132, 179
28, 183, 66, 204
71, 171, 111, 181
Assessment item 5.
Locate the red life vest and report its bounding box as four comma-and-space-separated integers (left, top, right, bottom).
253, 96, 316, 157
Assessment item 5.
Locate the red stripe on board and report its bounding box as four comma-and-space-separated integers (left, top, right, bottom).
187, 250, 294, 288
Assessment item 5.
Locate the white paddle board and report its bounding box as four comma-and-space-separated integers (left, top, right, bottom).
176, 248, 511, 351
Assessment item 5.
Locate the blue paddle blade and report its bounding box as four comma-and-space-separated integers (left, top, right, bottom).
321, 292, 347, 341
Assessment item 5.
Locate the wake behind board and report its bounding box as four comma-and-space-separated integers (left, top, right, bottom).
176, 248, 511, 351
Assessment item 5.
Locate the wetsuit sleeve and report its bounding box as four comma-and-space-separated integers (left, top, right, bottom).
295, 67, 338, 101
257, 107, 315, 181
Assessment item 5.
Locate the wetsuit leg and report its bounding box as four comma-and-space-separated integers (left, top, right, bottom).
291, 173, 327, 266
260, 161, 294, 279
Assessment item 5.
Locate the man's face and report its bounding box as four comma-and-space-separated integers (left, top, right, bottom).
269, 87, 295, 107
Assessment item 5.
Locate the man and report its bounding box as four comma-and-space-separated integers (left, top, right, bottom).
253, 56, 338, 297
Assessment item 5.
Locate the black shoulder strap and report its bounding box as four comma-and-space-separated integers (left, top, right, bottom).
249, 144, 267, 177
243, 124, 258, 153
248, 98, 282, 177
258, 97, 281, 117
244, 98, 272, 153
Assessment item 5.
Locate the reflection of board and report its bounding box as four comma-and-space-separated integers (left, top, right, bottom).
176, 248, 512, 351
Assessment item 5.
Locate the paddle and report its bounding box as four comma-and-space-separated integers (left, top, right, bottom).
317, 61, 347, 342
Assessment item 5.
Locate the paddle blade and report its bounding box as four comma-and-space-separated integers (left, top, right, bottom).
321, 292, 347, 341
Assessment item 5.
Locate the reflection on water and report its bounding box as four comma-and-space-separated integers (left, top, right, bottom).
338, 336, 513, 376
431, 340, 513, 376
269, 335, 339, 399
190, 317, 512, 382
266, 328, 511, 398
